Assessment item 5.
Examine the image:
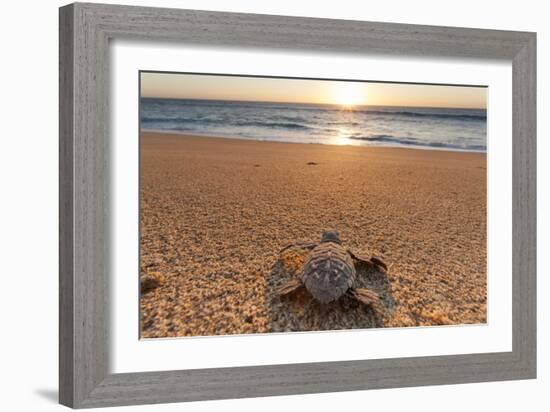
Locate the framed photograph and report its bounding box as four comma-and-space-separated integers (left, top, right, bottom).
59, 2, 536, 408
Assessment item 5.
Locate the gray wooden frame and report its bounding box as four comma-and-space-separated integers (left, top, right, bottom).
59, 2, 536, 408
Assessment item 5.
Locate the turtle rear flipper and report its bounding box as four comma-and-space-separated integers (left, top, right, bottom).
347, 249, 387, 272
276, 278, 304, 296
349, 287, 384, 316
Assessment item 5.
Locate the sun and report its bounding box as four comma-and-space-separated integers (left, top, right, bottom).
332, 83, 365, 107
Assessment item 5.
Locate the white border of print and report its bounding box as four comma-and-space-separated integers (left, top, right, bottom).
110, 40, 512, 374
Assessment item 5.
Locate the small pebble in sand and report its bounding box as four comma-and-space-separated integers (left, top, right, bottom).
141, 271, 165, 293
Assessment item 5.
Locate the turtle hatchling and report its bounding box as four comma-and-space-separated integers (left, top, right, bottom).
277, 230, 388, 315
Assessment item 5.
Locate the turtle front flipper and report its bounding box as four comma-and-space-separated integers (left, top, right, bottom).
347, 249, 388, 272
348, 287, 384, 316
280, 242, 318, 254
276, 278, 304, 296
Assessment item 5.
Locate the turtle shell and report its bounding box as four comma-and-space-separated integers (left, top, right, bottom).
301, 241, 356, 304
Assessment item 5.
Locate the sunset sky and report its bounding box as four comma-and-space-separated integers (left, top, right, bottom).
140, 72, 487, 109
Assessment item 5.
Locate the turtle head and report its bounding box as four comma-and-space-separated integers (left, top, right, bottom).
320, 230, 341, 244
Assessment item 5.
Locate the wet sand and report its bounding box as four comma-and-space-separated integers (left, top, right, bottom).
140, 132, 487, 338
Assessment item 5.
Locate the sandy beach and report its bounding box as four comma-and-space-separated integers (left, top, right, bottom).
140, 131, 487, 338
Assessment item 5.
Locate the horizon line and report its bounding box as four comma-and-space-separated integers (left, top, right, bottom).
139, 95, 487, 111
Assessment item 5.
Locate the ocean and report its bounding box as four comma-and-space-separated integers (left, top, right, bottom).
140, 98, 487, 152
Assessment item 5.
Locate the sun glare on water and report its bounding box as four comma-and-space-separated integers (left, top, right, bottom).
332, 83, 365, 108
